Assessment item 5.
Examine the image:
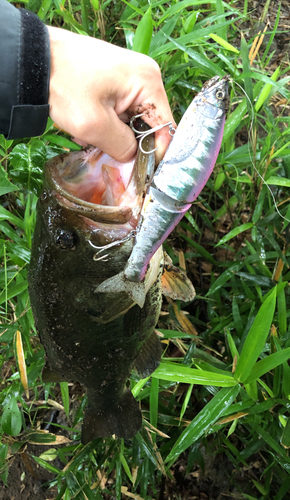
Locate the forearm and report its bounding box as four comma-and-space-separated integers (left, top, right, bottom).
0, 0, 50, 139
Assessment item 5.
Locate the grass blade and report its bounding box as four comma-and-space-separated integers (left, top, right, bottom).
234, 287, 276, 383
215, 223, 253, 247
165, 386, 240, 464
60, 382, 70, 418
244, 348, 290, 384
210, 33, 239, 53
152, 362, 238, 387
132, 7, 153, 55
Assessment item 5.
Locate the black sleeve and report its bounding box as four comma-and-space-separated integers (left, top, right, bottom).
0, 0, 50, 140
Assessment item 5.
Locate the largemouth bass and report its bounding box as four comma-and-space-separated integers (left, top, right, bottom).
28, 127, 194, 444
97, 75, 229, 307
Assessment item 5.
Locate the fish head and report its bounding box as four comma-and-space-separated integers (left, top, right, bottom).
35, 127, 155, 285
197, 74, 230, 119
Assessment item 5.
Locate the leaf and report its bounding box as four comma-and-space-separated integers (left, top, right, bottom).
166, 35, 224, 77
132, 7, 153, 55
150, 377, 159, 436
157, 0, 199, 26
27, 429, 71, 445
216, 223, 253, 247
243, 348, 290, 384
39, 448, 58, 461
0, 206, 25, 229
1, 395, 22, 436
32, 455, 61, 474
209, 33, 239, 53
206, 262, 244, 296
44, 134, 82, 151
255, 67, 280, 112
281, 419, 290, 449
266, 176, 290, 187
223, 81, 263, 143
15, 330, 29, 398
0, 167, 18, 196
165, 386, 240, 463
60, 382, 70, 418
234, 287, 276, 383
152, 362, 238, 387
0, 281, 28, 306
9, 139, 47, 194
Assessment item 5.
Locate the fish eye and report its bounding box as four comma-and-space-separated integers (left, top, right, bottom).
56, 229, 77, 249
216, 89, 225, 100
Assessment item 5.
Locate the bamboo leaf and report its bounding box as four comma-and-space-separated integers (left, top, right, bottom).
152, 362, 238, 387
132, 7, 153, 55
165, 386, 240, 463
234, 287, 276, 383
255, 67, 280, 112
1, 395, 22, 436
216, 223, 253, 247
210, 33, 239, 53
60, 382, 70, 418
15, 330, 29, 398
244, 348, 290, 384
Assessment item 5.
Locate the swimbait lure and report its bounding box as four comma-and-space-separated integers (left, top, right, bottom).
97, 75, 229, 307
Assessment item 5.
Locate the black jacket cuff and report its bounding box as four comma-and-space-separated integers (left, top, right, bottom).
6, 9, 50, 140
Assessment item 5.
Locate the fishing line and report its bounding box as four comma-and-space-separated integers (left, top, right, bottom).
229, 78, 290, 225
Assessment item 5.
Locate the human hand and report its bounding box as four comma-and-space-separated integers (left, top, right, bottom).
48, 27, 176, 164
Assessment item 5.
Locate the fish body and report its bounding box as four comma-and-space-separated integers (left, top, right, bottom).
28, 131, 166, 443
97, 75, 229, 306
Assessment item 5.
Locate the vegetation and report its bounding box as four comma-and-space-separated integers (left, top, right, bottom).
1, 0, 290, 498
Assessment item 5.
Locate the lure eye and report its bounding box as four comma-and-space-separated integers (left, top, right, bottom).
216, 89, 225, 100
56, 229, 77, 249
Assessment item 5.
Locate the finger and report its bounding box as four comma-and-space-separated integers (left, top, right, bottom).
79, 109, 138, 163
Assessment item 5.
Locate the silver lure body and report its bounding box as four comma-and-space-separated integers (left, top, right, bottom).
124, 75, 229, 283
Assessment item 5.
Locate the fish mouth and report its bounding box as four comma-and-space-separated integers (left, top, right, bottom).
45, 127, 155, 228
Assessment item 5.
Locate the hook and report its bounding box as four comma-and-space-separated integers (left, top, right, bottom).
89, 230, 137, 258
130, 113, 176, 155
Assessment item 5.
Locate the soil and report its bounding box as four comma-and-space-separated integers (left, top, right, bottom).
0, 444, 56, 500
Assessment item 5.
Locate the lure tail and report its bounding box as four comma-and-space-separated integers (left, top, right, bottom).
95, 246, 164, 308
81, 389, 142, 444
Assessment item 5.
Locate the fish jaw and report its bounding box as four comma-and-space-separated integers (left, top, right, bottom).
123, 75, 229, 283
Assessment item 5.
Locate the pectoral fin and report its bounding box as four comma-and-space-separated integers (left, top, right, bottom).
161, 252, 195, 302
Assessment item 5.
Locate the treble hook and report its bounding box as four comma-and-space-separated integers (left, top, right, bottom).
130, 113, 176, 155
89, 230, 137, 258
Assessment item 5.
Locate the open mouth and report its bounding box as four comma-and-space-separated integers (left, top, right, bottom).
45, 129, 155, 232
53, 148, 137, 208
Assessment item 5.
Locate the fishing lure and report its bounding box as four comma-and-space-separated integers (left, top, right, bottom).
97, 75, 230, 307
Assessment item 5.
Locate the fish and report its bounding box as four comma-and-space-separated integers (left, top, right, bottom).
28, 124, 194, 444
97, 75, 229, 307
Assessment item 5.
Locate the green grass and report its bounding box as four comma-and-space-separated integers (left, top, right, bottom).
1, 0, 290, 498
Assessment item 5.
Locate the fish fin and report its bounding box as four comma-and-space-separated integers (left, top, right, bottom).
81, 390, 142, 444
161, 252, 196, 302
42, 362, 68, 383
134, 330, 162, 378
95, 272, 147, 308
